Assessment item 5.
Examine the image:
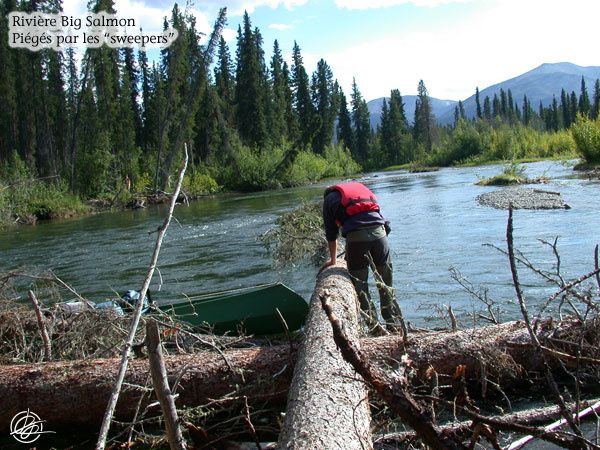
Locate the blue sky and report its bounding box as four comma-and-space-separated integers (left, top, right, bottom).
63, 0, 600, 101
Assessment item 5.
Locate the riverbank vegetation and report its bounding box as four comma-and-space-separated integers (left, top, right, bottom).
0, 154, 90, 226
476, 162, 550, 186
1, 4, 599, 226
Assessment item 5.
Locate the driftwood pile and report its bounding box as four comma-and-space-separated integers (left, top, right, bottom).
1, 263, 599, 448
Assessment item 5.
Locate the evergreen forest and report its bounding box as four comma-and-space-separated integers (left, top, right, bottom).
1, 1, 600, 225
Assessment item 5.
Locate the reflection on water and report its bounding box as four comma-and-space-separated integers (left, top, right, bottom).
1, 160, 598, 326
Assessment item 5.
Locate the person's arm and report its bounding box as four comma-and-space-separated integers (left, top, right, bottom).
320, 192, 340, 272
320, 240, 337, 272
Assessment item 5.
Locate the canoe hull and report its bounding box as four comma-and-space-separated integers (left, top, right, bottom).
156, 283, 308, 335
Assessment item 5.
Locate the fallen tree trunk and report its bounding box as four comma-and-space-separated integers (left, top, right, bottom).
278, 262, 372, 450
0, 345, 293, 431
0, 317, 598, 430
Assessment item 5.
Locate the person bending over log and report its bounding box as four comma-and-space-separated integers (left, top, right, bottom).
320, 181, 401, 334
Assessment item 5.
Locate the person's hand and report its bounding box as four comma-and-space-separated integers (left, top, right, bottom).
319, 258, 336, 273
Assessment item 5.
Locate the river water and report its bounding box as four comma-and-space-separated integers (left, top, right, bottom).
1, 160, 598, 326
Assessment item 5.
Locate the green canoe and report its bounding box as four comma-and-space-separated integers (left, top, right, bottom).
156, 283, 308, 335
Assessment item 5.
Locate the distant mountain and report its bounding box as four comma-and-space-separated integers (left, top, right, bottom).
367, 95, 457, 130
367, 62, 600, 128
438, 62, 600, 124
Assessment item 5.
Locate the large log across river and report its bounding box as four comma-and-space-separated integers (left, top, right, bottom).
278, 262, 372, 449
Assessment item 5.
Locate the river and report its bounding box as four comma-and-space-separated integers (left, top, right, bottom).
1, 160, 598, 326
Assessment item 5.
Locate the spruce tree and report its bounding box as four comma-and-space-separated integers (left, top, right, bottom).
593, 79, 600, 120
378, 90, 409, 164
311, 59, 335, 154
413, 79, 433, 153
492, 94, 500, 118
121, 48, 142, 146
214, 36, 235, 125
560, 89, 571, 129
483, 96, 491, 120
337, 87, 354, 152
350, 78, 371, 162
45, 49, 68, 175
13, 40, 41, 166
522, 95, 532, 127
551, 96, 560, 131
0, 0, 17, 161
137, 48, 152, 153
88, 0, 120, 135
155, 4, 199, 189
114, 61, 139, 181
269, 40, 288, 145
291, 41, 314, 148
195, 85, 220, 163
379, 98, 391, 160
458, 100, 466, 121
570, 91, 578, 125
235, 12, 268, 147
578, 76, 591, 117
282, 61, 297, 141
475, 87, 482, 120
500, 89, 507, 118
507, 89, 515, 122
145, 62, 167, 165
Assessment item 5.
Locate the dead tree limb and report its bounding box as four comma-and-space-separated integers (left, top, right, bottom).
278, 261, 373, 450
417, 395, 585, 449
27, 290, 51, 361
376, 397, 600, 446
506, 398, 600, 449
96, 146, 189, 450
320, 295, 463, 449
506, 207, 583, 440
146, 320, 187, 450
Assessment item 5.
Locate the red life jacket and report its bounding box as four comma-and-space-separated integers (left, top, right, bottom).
325, 182, 379, 221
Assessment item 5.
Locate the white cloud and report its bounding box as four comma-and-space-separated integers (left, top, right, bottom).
325, 0, 600, 101
335, 0, 470, 10
221, 27, 238, 43
269, 23, 293, 30
196, 0, 308, 16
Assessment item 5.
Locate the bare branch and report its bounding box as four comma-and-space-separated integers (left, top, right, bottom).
96, 146, 189, 450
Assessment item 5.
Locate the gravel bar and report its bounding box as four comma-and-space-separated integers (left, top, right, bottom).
476, 187, 571, 210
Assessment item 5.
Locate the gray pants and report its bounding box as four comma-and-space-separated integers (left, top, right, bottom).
345, 227, 400, 329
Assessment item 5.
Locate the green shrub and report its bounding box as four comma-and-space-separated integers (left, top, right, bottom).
229, 143, 284, 191
134, 172, 153, 193
183, 171, 221, 196
285, 151, 328, 186
571, 114, 600, 165
476, 162, 532, 186
544, 130, 577, 157
322, 144, 361, 177
76, 131, 115, 198
430, 120, 485, 166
